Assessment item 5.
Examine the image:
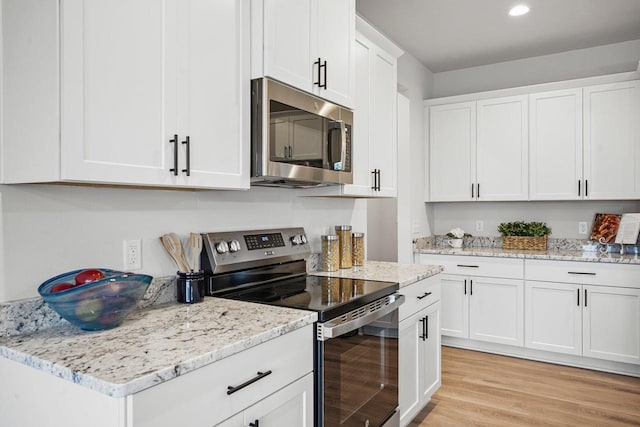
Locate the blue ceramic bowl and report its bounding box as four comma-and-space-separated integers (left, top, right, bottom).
37, 269, 153, 331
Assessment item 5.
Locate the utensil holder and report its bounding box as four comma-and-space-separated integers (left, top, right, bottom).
177, 271, 204, 304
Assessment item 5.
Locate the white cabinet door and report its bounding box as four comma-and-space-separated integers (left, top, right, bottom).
429, 102, 476, 201
60, 0, 248, 189
476, 95, 528, 201
469, 276, 524, 346
524, 281, 582, 355
262, 0, 313, 94
243, 373, 314, 427
583, 285, 640, 365
60, 0, 178, 186
583, 81, 640, 199
529, 89, 583, 200
342, 36, 372, 196
315, 0, 354, 107
369, 48, 397, 197
180, 0, 249, 189
216, 413, 243, 427
440, 274, 469, 338
399, 310, 423, 427
342, 31, 397, 197
421, 302, 441, 401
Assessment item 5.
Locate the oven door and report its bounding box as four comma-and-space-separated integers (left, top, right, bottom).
316, 294, 404, 427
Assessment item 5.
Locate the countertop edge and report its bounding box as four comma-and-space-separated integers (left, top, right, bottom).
415, 248, 640, 264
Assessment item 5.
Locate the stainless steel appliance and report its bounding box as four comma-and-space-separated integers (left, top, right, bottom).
251, 78, 353, 188
201, 227, 403, 427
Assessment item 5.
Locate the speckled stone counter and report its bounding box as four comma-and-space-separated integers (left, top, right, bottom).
311, 261, 443, 287
0, 298, 316, 397
416, 247, 640, 264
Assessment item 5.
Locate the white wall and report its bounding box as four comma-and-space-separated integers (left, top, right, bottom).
433, 39, 640, 98
433, 200, 640, 239
397, 53, 434, 239
0, 184, 365, 302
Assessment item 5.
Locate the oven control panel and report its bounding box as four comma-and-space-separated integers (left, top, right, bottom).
201, 227, 310, 274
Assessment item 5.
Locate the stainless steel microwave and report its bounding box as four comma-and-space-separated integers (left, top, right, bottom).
251, 78, 353, 187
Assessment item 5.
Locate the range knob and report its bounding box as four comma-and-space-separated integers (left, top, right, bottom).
291, 234, 303, 245
301, 234, 308, 244
229, 240, 241, 252
216, 240, 229, 254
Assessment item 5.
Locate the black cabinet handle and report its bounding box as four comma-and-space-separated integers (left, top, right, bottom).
457, 264, 479, 268
577, 288, 580, 306
471, 183, 474, 198
227, 370, 272, 395
169, 134, 178, 176
181, 136, 191, 176
578, 180, 581, 196
371, 170, 377, 190
470, 279, 473, 296
321, 59, 327, 89
425, 315, 429, 340
419, 317, 426, 341
477, 183, 480, 198
585, 179, 588, 197
417, 291, 432, 300
314, 57, 322, 87
584, 289, 587, 307
568, 271, 596, 276
464, 279, 467, 295
249, 421, 259, 427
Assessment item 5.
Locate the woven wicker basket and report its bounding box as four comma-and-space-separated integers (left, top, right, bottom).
502, 235, 548, 251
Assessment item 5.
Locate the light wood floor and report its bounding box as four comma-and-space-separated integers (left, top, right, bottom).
409, 346, 640, 426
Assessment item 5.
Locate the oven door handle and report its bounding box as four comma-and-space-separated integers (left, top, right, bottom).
317, 294, 405, 341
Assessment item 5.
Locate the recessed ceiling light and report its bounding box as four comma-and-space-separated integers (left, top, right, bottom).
509, 5, 530, 16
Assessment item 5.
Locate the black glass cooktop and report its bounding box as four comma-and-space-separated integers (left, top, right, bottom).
220, 275, 398, 322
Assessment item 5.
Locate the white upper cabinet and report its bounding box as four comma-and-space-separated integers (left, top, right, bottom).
476, 95, 528, 201
428, 95, 527, 201
428, 102, 476, 201
583, 81, 640, 200
2, 0, 250, 190
342, 30, 398, 197
255, 0, 355, 108
529, 89, 583, 200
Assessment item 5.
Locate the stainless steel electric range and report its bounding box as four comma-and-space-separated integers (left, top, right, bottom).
201, 227, 403, 427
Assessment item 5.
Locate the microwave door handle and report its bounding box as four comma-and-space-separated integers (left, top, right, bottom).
317, 294, 405, 341
327, 120, 346, 171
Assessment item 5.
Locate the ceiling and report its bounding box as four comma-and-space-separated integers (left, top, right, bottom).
355, 0, 640, 73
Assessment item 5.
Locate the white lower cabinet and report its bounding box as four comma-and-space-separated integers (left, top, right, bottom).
526, 280, 640, 364
217, 373, 314, 427
398, 276, 441, 427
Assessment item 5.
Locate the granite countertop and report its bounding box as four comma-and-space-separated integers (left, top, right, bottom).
311, 260, 443, 287
416, 247, 640, 264
0, 298, 317, 397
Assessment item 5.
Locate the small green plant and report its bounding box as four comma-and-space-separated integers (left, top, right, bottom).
498, 221, 551, 237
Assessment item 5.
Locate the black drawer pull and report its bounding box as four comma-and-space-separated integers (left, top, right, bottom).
417, 291, 432, 300
227, 370, 272, 395
457, 264, 479, 268
249, 421, 259, 427
568, 272, 596, 276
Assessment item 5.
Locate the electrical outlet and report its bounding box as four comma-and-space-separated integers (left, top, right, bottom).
475, 220, 484, 232
124, 239, 142, 270
578, 222, 588, 235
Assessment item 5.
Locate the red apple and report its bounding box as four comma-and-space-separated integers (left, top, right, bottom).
50, 282, 76, 293
75, 269, 105, 286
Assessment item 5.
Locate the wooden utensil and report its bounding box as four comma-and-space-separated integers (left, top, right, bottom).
189, 233, 203, 272
160, 234, 190, 273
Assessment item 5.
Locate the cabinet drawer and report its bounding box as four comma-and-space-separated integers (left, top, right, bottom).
399, 276, 441, 321
129, 325, 313, 427
419, 254, 524, 279
525, 259, 640, 288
